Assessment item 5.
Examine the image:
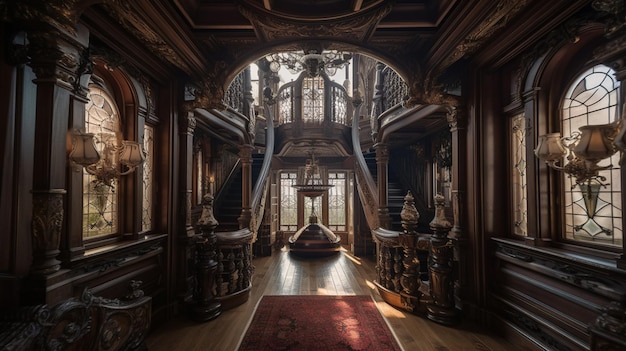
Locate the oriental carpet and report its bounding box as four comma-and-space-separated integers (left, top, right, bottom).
237, 295, 402, 351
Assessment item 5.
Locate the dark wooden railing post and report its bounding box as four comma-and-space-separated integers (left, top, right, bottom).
375, 142, 392, 229
237, 144, 253, 229
193, 193, 222, 322
427, 193, 458, 325
399, 191, 422, 309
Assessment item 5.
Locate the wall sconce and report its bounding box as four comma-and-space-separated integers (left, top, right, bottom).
534, 122, 620, 186
69, 129, 146, 187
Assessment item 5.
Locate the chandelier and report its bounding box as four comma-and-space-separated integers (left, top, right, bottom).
265, 50, 352, 77
69, 129, 146, 187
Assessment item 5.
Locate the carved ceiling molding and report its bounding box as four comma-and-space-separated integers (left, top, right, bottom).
0, 0, 81, 36
403, 65, 459, 108
187, 61, 229, 111
101, 0, 193, 75
238, 2, 391, 43
439, 0, 530, 73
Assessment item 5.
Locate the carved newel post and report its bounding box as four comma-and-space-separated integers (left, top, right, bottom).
427, 193, 458, 325
193, 193, 222, 322
399, 191, 421, 298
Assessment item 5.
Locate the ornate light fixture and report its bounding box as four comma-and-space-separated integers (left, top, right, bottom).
534, 121, 620, 186
265, 50, 352, 77
69, 129, 146, 187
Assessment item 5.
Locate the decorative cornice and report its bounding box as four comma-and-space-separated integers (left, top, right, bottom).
440, 0, 529, 71
101, 0, 193, 75
239, 3, 391, 43
1, 0, 81, 35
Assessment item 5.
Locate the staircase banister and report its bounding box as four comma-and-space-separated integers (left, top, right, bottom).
372, 227, 401, 245
214, 158, 241, 206
249, 103, 275, 235
351, 101, 380, 230
216, 228, 254, 245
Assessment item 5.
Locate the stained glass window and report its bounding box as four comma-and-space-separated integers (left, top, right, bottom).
278, 86, 293, 124
561, 64, 622, 247
511, 114, 527, 236
279, 172, 298, 231
331, 86, 347, 125
83, 87, 120, 239
142, 125, 154, 232
302, 76, 324, 124
328, 172, 346, 231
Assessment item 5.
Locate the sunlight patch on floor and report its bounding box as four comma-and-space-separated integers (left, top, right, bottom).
376, 302, 407, 319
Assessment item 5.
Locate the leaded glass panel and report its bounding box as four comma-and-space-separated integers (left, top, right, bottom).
302, 77, 324, 124
511, 114, 527, 236
83, 87, 120, 239
562, 64, 622, 247
278, 86, 293, 124
331, 86, 347, 125
142, 125, 154, 232
328, 172, 346, 231
280, 172, 298, 231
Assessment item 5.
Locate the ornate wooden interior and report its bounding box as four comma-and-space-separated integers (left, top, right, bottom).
2, 1, 626, 350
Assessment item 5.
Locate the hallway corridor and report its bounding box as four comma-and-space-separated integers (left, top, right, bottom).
146, 248, 522, 351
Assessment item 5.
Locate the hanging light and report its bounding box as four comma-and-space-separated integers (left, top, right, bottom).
266, 50, 352, 77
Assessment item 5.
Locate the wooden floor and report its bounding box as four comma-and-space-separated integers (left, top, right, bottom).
146, 247, 523, 351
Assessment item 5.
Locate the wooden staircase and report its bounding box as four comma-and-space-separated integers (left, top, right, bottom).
214, 153, 264, 231
363, 151, 407, 232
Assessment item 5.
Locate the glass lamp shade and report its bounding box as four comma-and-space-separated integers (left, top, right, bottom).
572, 123, 617, 162
69, 132, 100, 166
119, 141, 145, 169
535, 133, 567, 161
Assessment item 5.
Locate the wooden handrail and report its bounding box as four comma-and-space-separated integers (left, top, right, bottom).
351, 102, 380, 230
249, 103, 275, 236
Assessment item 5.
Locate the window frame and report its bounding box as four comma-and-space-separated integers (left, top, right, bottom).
68, 60, 152, 257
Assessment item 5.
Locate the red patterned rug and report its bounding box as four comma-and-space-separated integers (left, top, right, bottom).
237, 295, 402, 351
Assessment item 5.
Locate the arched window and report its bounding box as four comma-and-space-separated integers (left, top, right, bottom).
83, 86, 121, 239
561, 64, 622, 247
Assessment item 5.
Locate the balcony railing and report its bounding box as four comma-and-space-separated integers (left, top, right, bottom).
275, 74, 352, 127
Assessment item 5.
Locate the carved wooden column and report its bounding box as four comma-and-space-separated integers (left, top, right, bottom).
446, 107, 468, 310
178, 109, 197, 304
237, 144, 253, 229
193, 193, 222, 322
427, 194, 458, 325
375, 142, 392, 229
25, 19, 91, 276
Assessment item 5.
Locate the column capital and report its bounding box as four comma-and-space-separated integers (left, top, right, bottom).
179, 111, 197, 135
5, 1, 92, 97
446, 105, 466, 132
374, 143, 389, 162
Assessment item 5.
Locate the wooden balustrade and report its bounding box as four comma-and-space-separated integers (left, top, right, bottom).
214, 229, 254, 310
372, 192, 459, 325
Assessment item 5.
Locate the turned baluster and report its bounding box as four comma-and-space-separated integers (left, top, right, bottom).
193, 193, 222, 322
